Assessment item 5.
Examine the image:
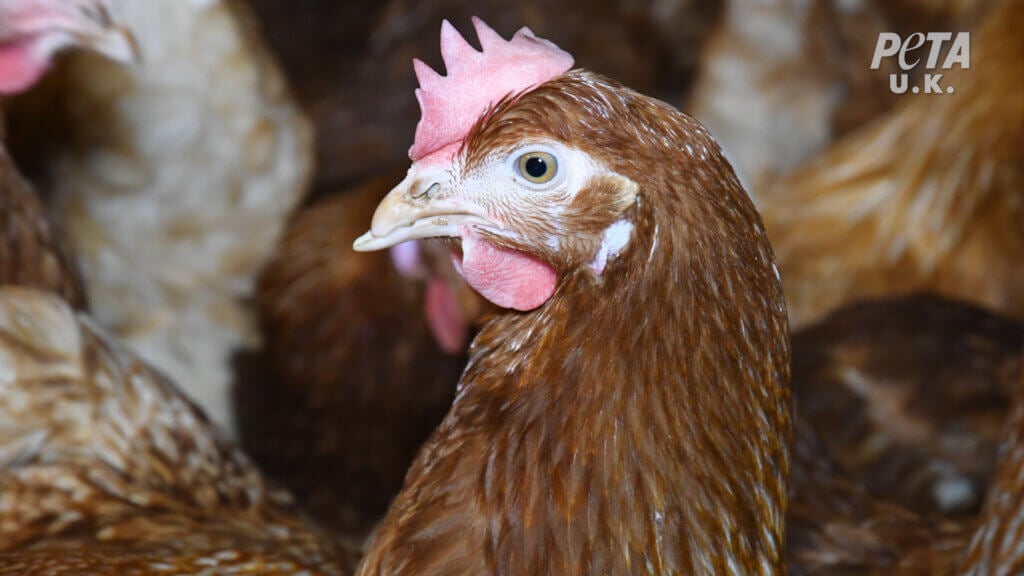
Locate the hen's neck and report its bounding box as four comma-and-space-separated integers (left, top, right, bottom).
361, 161, 792, 575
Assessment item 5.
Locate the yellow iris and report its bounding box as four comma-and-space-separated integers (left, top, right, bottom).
517, 151, 558, 184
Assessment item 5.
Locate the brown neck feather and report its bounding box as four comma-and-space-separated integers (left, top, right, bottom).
358, 73, 792, 576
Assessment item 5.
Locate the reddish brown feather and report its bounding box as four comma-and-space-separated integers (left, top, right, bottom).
358, 70, 791, 576
246, 179, 467, 539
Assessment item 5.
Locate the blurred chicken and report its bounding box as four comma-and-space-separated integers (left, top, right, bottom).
793, 295, 1024, 518
688, 0, 991, 196
6, 0, 314, 436
0, 288, 356, 574
789, 346, 1024, 575
760, 0, 1024, 328
0, 0, 139, 307
244, 179, 477, 537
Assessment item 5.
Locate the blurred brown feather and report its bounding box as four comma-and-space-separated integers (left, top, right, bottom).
792, 295, 1024, 518
245, 179, 469, 538
761, 0, 1024, 328
6, 0, 315, 436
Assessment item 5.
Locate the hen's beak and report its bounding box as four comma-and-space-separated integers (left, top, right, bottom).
354, 167, 494, 252
76, 22, 139, 64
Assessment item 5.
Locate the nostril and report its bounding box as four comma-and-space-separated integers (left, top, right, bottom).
410, 182, 440, 200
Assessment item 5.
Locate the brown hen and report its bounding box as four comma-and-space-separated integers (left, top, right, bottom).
243, 0, 721, 539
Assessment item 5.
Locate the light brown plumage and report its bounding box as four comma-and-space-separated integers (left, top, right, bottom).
6, 0, 314, 436
0, 145, 85, 308
760, 0, 1024, 328
0, 288, 357, 574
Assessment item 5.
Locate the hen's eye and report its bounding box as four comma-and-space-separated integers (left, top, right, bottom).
517, 151, 558, 184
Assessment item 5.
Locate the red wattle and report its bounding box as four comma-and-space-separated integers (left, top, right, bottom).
425, 277, 469, 356
0, 40, 49, 95
453, 227, 557, 312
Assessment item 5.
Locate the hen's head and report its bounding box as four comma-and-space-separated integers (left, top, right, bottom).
355, 19, 641, 311
355, 18, 757, 316
0, 0, 137, 94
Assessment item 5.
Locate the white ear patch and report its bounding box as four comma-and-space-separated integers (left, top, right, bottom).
589, 219, 634, 275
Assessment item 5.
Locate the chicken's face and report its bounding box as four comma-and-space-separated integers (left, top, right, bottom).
0, 0, 137, 94
354, 19, 638, 312
357, 134, 639, 311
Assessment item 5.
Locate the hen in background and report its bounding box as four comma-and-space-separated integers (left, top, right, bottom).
244, 177, 473, 538
0, 288, 356, 575
792, 295, 1024, 518
242, 1, 721, 538
0, 0, 137, 308
760, 0, 1024, 328
6, 0, 314, 436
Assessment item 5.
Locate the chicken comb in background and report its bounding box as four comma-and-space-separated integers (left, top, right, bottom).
409, 17, 573, 162
0, 0, 139, 309
0, 0, 137, 94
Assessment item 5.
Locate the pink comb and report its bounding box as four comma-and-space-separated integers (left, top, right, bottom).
409, 17, 574, 163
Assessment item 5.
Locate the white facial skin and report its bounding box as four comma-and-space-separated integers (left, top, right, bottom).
357, 140, 614, 254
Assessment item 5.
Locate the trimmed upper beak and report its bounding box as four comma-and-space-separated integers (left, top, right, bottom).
78, 23, 139, 64
353, 167, 494, 252
74, 18, 140, 65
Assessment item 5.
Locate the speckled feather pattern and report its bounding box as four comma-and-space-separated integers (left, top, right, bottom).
0, 145, 85, 308
959, 350, 1024, 574
0, 288, 356, 574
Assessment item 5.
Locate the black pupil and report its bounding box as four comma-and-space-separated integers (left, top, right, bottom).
525, 156, 549, 179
